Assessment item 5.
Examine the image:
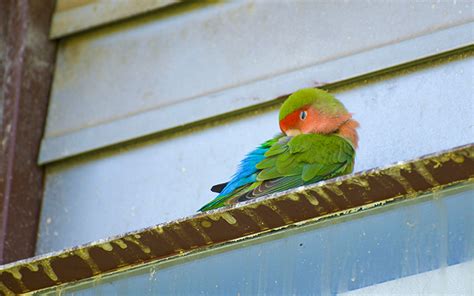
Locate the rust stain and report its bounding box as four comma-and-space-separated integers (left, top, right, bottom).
0, 144, 472, 294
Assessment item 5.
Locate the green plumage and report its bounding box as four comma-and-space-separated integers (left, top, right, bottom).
199, 88, 357, 212
204, 134, 355, 210
257, 134, 354, 183
279, 88, 347, 121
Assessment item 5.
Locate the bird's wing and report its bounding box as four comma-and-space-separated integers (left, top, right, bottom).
200, 134, 354, 211
199, 134, 284, 211
235, 133, 355, 203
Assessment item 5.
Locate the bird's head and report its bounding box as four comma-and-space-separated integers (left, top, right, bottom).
279, 88, 358, 144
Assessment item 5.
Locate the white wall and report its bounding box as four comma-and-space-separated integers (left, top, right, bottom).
39, 1, 473, 163
36, 53, 474, 254
36, 1, 474, 254
341, 260, 474, 295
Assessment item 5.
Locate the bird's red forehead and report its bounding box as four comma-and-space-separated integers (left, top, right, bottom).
280, 110, 301, 132
279, 108, 302, 132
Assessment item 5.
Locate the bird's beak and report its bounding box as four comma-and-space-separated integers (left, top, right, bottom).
285, 129, 302, 137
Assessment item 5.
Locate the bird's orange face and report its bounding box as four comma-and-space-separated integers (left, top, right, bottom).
279, 105, 352, 137
279, 105, 318, 136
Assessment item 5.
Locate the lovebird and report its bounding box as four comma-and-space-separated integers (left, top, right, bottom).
199, 88, 359, 211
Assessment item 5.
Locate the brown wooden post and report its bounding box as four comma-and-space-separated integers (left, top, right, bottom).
0, 0, 56, 264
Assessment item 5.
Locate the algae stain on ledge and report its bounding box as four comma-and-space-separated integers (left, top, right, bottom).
413, 161, 440, 186
114, 239, 128, 249
42, 260, 59, 282
208, 212, 238, 225
221, 212, 238, 225
100, 242, 114, 251
123, 236, 151, 254
200, 220, 212, 228
288, 193, 300, 201
7, 268, 22, 280
302, 192, 320, 206
76, 249, 100, 274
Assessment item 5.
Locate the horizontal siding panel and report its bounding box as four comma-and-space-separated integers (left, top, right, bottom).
36, 52, 474, 253
50, 0, 179, 38
41, 1, 474, 163
40, 22, 474, 164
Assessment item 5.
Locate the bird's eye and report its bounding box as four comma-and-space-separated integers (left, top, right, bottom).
300, 111, 307, 120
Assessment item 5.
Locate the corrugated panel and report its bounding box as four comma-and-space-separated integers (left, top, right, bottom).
39, 0, 474, 164
50, 0, 180, 38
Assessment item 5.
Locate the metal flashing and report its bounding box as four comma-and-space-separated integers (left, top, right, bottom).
2, 144, 473, 294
